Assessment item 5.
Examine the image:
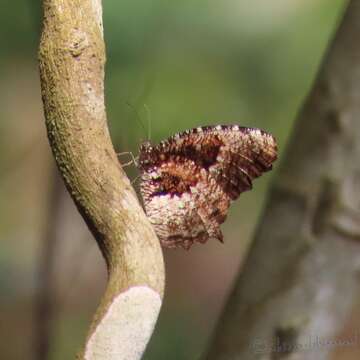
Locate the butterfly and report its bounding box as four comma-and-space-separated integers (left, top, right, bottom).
137, 125, 277, 250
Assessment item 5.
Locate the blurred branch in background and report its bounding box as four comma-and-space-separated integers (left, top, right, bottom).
204, 1, 360, 359
34, 166, 64, 360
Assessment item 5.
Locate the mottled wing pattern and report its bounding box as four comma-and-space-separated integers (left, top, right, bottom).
138, 125, 277, 249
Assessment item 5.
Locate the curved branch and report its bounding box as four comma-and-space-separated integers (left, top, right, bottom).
38, 1, 165, 359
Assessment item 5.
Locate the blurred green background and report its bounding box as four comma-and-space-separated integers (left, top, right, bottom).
0, 0, 349, 359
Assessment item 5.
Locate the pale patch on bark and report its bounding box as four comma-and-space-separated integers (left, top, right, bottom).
84, 286, 162, 360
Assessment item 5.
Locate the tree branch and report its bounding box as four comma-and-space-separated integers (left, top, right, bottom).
205, 1, 360, 359
38, 1, 165, 359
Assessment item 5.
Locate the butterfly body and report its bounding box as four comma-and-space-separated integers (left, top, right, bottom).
138, 125, 277, 250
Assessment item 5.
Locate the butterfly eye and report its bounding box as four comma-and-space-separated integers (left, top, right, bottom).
141, 141, 153, 152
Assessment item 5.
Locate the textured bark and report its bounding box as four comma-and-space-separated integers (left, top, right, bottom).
38, 1, 164, 359
205, 1, 360, 360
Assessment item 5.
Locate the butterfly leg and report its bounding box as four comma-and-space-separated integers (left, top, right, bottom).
117, 151, 139, 167
131, 174, 140, 185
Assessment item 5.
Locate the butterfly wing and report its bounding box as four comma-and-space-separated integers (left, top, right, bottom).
208, 126, 277, 200
138, 125, 277, 249
140, 159, 211, 249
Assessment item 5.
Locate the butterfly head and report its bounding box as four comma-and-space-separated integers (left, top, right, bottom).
138, 140, 154, 169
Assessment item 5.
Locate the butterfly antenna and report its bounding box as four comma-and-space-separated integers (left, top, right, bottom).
117, 151, 138, 167
125, 101, 147, 139
143, 103, 151, 141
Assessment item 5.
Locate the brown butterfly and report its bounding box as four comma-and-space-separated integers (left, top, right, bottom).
138, 125, 277, 250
